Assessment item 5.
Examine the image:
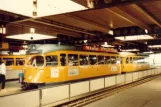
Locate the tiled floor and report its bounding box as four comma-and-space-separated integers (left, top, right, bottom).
0, 81, 21, 96
84, 76, 161, 107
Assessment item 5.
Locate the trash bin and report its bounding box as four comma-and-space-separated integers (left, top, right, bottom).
19, 73, 24, 83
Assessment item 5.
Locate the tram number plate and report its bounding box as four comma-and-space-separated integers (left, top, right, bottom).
51, 68, 59, 78
111, 66, 117, 72
68, 68, 79, 76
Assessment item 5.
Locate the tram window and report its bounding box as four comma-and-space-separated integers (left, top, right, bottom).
60, 54, 66, 66
3, 58, 14, 66
80, 55, 88, 65
89, 55, 97, 65
16, 58, 25, 66
68, 54, 78, 66
46, 56, 58, 66
130, 57, 133, 63
111, 56, 116, 64
116, 57, 121, 64
133, 57, 137, 63
98, 56, 104, 65
105, 56, 111, 64
126, 57, 129, 64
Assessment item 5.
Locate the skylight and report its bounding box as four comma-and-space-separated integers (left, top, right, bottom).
0, 0, 87, 17
115, 35, 154, 41
6, 33, 57, 41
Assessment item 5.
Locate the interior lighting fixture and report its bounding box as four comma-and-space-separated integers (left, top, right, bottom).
115, 35, 153, 41
145, 29, 148, 34
6, 33, 57, 41
0, 26, 6, 34
108, 30, 114, 35
37, 0, 88, 17
0, 0, 87, 17
143, 51, 154, 54
0, 0, 33, 17
121, 49, 139, 52
101, 42, 115, 48
148, 45, 161, 48
30, 28, 35, 33
84, 40, 88, 43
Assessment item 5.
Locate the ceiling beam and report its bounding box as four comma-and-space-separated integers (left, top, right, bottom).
132, 4, 161, 27
65, 14, 110, 33
106, 7, 150, 30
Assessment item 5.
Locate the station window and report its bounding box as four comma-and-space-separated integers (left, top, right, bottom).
126, 57, 129, 64
68, 54, 78, 66
80, 55, 88, 66
16, 58, 25, 66
3, 58, 14, 66
105, 56, 111, 64
111, 56, 116, 64
89, 55, 97, 65
98, 56, 104, 65
60, 54, 66, 66
46, 55, 58, 66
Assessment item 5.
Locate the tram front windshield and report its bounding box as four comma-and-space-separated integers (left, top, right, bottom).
28, 56, 44, 67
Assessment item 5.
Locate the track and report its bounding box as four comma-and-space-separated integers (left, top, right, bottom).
54, 75, 160, 107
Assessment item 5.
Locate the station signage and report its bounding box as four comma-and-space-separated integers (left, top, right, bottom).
83, 45, 118, 53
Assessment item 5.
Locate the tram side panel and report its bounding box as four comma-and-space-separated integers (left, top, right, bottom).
1, 55, 25, 80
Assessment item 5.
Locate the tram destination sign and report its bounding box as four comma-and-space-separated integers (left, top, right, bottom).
83, 45, 118, 53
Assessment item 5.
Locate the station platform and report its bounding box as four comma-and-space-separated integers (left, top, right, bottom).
0, 81, 21, 96
84, 75, 161, 107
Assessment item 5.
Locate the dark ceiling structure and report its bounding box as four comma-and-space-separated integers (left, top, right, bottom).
1, 0, 161, 53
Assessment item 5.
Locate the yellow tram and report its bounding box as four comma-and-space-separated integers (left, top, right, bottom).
22, 50, 121, 89
0, 55, 25, 80
121, 55, 150, 73
21, 45, 150, 89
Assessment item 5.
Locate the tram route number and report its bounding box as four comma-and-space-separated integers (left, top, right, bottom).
68, 68, 79, 76
51, 68, 59, 78
111, 66, 117, 72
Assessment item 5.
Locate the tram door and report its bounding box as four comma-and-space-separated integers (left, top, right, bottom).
67, 54, 79, 80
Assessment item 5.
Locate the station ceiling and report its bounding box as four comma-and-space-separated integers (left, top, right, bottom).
0, 0, 161, 53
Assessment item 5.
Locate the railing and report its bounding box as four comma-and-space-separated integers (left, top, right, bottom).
0, 68, 161, 107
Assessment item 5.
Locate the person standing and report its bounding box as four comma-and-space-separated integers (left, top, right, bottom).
0, 60, 6, 90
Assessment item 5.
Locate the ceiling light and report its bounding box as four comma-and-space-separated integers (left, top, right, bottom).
101, 42, 114, 47
115, 35, 153, 41
108, 30, 113, 35
121, 49, 139, 52
6, 33, 57, 41
30, 28, 35, 33
0, 0, 33, 17
0, 0, 87, 17
143, 51, 154, 54
84, 40, 88, 43
148, 45, 161, 48
145, 29, 148, 34
37, 0, 88, 17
